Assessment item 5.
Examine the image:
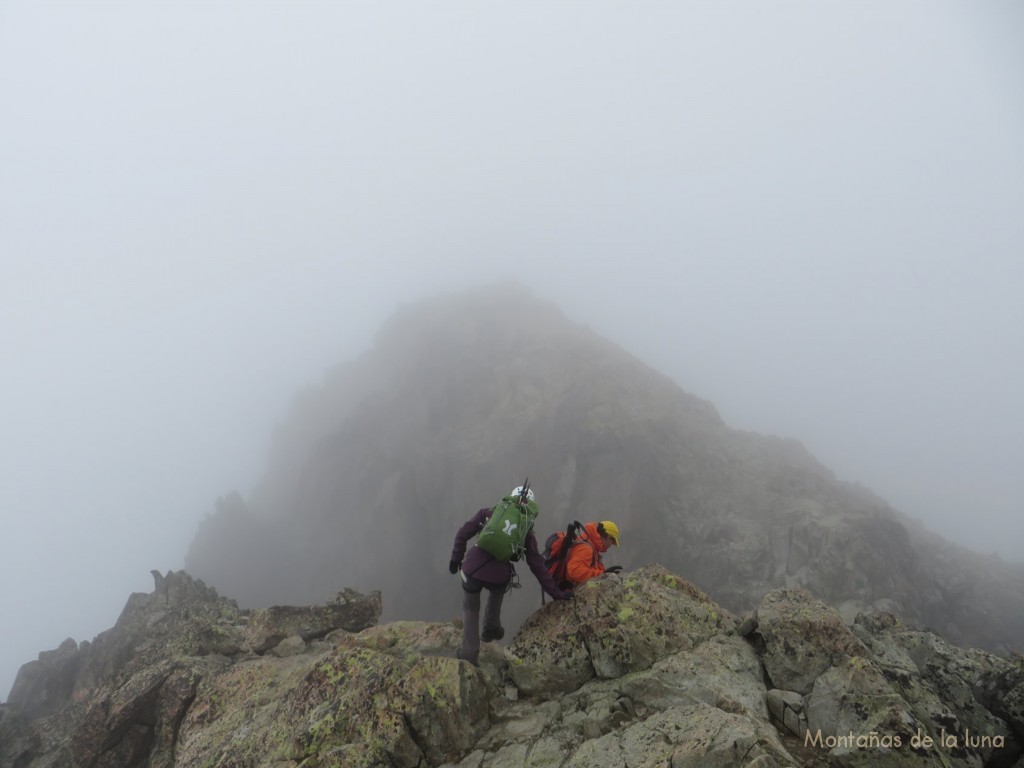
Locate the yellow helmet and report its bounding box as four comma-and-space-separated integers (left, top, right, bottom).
599, 521, 620, 545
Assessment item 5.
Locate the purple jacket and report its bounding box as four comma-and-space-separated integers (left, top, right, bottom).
451, 507, 566, 598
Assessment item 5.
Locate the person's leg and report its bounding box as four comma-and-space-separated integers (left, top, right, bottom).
481, 585, 506, 642
459, 578, 483, 665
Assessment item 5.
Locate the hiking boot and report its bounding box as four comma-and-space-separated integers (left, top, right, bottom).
481, 625, 505, 642
456, 648, 478, 666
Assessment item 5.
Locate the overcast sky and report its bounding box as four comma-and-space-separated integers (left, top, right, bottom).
2, 1, 1022, 700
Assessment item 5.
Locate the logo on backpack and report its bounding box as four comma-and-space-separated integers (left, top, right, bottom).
476, 480, 538, 562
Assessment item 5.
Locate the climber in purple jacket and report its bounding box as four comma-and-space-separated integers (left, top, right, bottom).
449, 486, 570, 665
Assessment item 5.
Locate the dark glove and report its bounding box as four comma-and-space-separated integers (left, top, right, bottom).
605, 565, 623, 574
552, 590, 573, 601
449, 560, 461, 575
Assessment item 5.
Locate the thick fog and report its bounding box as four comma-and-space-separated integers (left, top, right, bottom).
2, 2, 1022, 700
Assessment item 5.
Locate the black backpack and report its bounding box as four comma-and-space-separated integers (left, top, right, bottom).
542, 520, 584, 594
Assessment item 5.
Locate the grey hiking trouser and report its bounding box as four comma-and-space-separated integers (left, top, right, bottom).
460, 573, 505, 666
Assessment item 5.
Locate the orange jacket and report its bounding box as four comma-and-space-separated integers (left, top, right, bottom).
564, 522, 610, 586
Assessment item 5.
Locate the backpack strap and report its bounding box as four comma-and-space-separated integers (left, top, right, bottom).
550, 521, 584, 590
463, 507, 496, 581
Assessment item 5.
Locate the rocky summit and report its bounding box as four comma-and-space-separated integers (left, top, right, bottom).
183, 287, 1024, 658
2, 567, 1023, 768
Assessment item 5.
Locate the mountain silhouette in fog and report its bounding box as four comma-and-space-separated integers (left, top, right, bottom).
186, 286, 1024, 654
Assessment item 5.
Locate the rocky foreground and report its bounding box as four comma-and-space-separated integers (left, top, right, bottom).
1, 567, 1022, 768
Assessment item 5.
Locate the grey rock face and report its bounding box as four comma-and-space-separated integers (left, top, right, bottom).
244, 587, 383, 653
505, 565, 734, 697
183, 291, 1024, 659
3, 566, 1022, 768
755, 587, 868, 694
563, 704, 795, 768
5, 637, 80, 719
3, 570, 385, 768
767, 689, 807, 739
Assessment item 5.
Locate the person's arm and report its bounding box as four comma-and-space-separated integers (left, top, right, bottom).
524, 531, 570, 599
450, 508, 490, 568
565, 541, 604, 584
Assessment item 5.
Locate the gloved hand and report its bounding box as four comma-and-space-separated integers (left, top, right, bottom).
449, 560, 461, 575
553, 590, 573, 601
605, 565, 623, 574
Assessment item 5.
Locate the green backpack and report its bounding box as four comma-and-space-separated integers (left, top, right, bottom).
476, 494, 539, 562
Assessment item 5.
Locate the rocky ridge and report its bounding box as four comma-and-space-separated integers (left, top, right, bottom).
184, 289, 1024, 658
2, 567, 1022, 768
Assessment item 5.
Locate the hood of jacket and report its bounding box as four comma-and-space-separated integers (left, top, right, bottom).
582, 522, 609, 554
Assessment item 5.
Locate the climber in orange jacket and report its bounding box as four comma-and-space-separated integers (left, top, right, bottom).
563, 521, 621, 587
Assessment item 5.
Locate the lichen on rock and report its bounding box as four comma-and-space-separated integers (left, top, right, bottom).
505, 564, 736, 698
4, 565, 1024, 768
